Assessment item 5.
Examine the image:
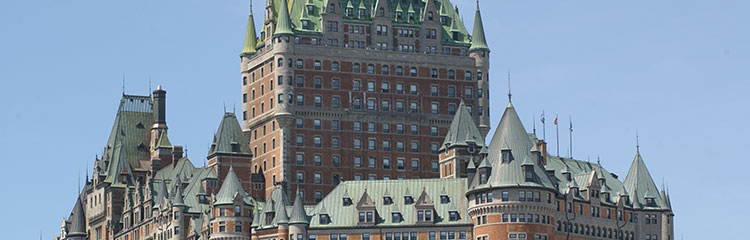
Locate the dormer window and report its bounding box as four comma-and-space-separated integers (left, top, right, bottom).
404, 196, 414, 204
329, 4, 336, 13
265, 212, 275, 225
319, 214, 331, 224
359, 9, 366, 17
347, 8, 353, 16
440, 16, 448, 25
524, 166, 534, 182
378, 8, 384, 17
302, 20, 310, 30
358, 211, 374, 223
231, 142, 240, 152
645, 198, 655, 207
440, 195, 449, 204
307, 6, 314, 15
343, 197, 353, 206
408, 13, 415, 21
449, 211, 459, 221
391, 212, 402, 223
416, 209, 432, 222
479, 172, 487, 184
384, 196, 393, 205
427, 12, 434, 21
396, 12, 402, 19
502, 150, 512, 163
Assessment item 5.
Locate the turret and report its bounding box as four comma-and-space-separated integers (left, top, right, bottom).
288, 189, 308, 238
240, 2, 258, 57
469, 1, 491, 137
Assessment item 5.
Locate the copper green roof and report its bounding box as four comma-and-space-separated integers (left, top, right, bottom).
102, 95, 153, 184
241, 3, 258, 56
208, 112, 251, 157
440, 101, 485, 151
273, 0, 294, 36
67, 196, 87, 237
156, 130, 171, 148
289, 189, 309, 224
214, 166, 252, 205
471, 102, 556, 192
623, 149, 666, 210
469, 2, 489, 52
307, 178, 470, 228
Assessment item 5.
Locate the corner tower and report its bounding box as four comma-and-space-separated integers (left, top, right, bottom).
469, 1, 491, 138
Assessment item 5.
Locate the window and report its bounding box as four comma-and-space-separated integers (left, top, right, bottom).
465, 87, 473, 98
332, 78, 340, 89
411, 159, 419, 171
353, 63, 361, 73
332, 96, 340, 108
431, 103, 439, 114
354, 156, 362, 168
431, 69, 438, 78
296, 76, 304, 87
314, 173, 322, 184
410, 102, 418, 113
314, 191, 323, 202
332, 137, 340, 148
296, 135, 304, 146
381, 100, 390, 111
411, 140, 419, 152
314, 154, 322, 166
410, 67, 417, 77
326, 21, 339, 32
354, 138, 362, 149
431, 85, 439, 96
368, 139, 376, 150
353, 80, 361, 91
367, 64, 375, 74
332, 155, 341, 167
296, 59, 304, 69
383, 140, 391, 151
314, 95, 322, 107
397, 158, 405, 170
410, 84, 418, 94
396, 101, 404, 112
366, 81, 375, 92
314, 77, 322, 88
314, 60, 322, 70
332, 120, 340, 130
296, 118, 304, 128
432, 161, 439, 172
391, 213, 402, 223
297, 172, 305, 183
448, 70, 455, 79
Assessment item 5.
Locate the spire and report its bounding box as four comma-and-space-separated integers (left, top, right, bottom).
273, 0, 294, 36
241, 1, 258, 56
440, 101, 486, 151
507, 70, 512, 102
469, 0, 489, 52
623, 146, 663, 209
208, 113, 251, 157
215, 166, 250, 205
250, 207, 262, 227
67, 196, 87, 237
173, 176, 185, 206
275, 196, 290, 224
290, 189, 309, 224
155, 178, 169, 208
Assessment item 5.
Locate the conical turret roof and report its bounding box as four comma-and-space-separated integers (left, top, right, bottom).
273, 0, 294, 36
241, 3, 258, 56
173, 176, 185, 206
215, 166, 249, 205
289, 189, 308, 224
480, 102, 556, 190
441, 101, 486, 151
67, 197, 87, 237
623, 149, 664, 209
208, 113, 251, 157
469, 1, 489, 52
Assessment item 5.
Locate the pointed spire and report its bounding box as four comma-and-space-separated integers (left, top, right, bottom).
250, 207, 261, 227
273, 0, 294, 36
173, 177, 185, 206
623, 145, 663, 209
241, 1, 258, 56
469, 0, 489, 52
441, 101, 486, 151
67, 196, 87, 237
155, 178, 169, 208
290, 189, 309, 224
467, 158, 477, 170
275, 197, 290, 224
215, 166, 249, 205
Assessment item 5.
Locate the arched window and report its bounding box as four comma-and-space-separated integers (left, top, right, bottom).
410, 67, 417, 77
427, 12, 434, 21
329, 4, 336, 13
332, 61, 339, 72
277, 58, 283, 67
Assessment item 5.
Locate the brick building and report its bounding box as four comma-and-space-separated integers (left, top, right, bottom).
55, 1, 675, 240
239, 0, 491, 204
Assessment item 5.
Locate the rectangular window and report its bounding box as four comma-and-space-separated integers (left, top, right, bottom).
354, 156, 362, 168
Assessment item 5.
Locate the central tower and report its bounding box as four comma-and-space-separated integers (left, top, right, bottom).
239, 0, 491, 204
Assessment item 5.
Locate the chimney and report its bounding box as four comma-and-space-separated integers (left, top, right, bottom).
172, 145, 184, 165
152, 85, 167, 128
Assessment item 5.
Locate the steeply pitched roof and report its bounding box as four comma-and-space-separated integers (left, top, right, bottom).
477, 102, 556, 191
208, 113, 251, 157
102, 95, 153, 184
273, 0, 294, 36
289, 189, 309, 224
214, 166, 251, 205
67, 196, 87, 237
441, 101, 486, 151
306, 178, 469, 228
241, 3, 258, 56
469, 1, 489, 52
623, 150, 665, 209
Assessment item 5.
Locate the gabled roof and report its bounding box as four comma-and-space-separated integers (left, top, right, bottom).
623, 149, 664, 209
208, 113, 251, 157
307, 178, 469, 228
477, 102, 556, 191
441, 101, 485, 151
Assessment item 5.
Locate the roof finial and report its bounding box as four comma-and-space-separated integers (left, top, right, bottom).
507, 69, 512, 102
597, 155, 600, 165
122, 72, 126, 95
636, 129, 640, 152
148, 74, 152, 97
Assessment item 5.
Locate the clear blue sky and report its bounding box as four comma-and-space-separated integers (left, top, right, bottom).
0, 0, 747, 238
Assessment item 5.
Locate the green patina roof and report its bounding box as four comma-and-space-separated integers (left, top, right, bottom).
623, 150, 666, 210
273, 0, 295, 36
214, 166, 252, 205
151, 158, 218, 213
156, 130, 171, 148
440, 101, 485, 151
241, 4, 259, 56
306, 178, 470, 228
469, 2, 489, 52
102, 95, 153, 184
260, 0, 473, 46
289, 189, 309, 224
208, 113, 251, 157
471, 102, 556, 191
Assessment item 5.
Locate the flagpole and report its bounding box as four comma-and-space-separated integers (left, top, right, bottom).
555, 114, 559, 157
542, 110, 546, 141
569, 115, 573, 159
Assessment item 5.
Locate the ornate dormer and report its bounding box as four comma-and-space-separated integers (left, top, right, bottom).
356, 189, 376, 225
415, 188, 435, 224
